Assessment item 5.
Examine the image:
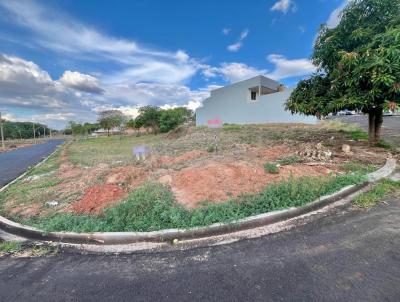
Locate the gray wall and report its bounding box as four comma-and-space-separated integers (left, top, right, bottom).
196, 77, 316, 125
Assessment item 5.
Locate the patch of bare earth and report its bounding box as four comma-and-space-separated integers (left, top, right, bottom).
153, 150, 208, 166
159, 161, 333, 208
70, 184, 127, 214
105, 165, 149, 187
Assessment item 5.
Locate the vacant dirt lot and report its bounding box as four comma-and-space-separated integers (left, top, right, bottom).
0, 122, 390, 217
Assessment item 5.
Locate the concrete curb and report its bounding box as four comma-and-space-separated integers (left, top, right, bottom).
0, 158, 396, 245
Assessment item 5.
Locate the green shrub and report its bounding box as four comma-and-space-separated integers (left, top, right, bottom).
207, 144, 216, 153
264, 162, 279, 174
277, 155, 300, 166
0, 241, 22, 253
374, 139, 392, 149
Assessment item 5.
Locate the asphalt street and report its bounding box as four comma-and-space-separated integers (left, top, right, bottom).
332, 115, 400, 147
0, 197, 400, 301
0, 139, 64, 187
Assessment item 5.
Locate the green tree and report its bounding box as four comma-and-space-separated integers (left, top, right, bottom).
286, 0, 400, 143
135, 106, 161, 133
159, 107, 193, 133
98, 110, 126, 135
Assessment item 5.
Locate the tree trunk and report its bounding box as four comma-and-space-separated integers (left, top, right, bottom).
368, 107, 383, 144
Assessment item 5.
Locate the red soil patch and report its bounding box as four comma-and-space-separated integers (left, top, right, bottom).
70, 184, 127, 214
162, 162, 333, 208
259, 145, 294, 161
156, 150, 208, 166
105, 165, 149, 187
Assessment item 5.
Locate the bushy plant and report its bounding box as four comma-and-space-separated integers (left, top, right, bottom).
264, 162, 279, 174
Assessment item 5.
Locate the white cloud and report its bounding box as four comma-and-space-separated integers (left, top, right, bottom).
222, 27, 231, 35
240, 29, 249, 39
227, 29, 249, 52
227, 42, 243, 52
0, 0, 199, 85
201, 55, 315, 84
59, 71, 104, 94
265, 54, 316, 80
270, 0, 296, 14
32, 112, 76, 121
217, 63, 268, 83
326, 1, 348, 28
0, 53, 59, 95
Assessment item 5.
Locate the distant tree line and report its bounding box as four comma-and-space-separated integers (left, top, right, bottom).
65, 106, 193, 136
0, 120, 51, 140
65, 121, 101, 136
126, 106, 193, 134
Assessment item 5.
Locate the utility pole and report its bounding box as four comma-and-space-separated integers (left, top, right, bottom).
0, 111, 5, 150
33, 122, 36, 144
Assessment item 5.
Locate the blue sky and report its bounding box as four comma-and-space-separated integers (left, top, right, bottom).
0, 0, 345, 128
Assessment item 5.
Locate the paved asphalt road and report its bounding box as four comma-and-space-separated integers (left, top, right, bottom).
332, 115, 400, 147
1, 198, 400, 301
0, 139, 64, 187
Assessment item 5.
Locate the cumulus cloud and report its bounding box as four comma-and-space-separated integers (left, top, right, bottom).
201, 55, 315, 83
227, 29, 249, 52
59, 71, 104, 94
218, 62, 266, 82
0, 52, 213, 128
265, 54, 316, 80
0, 0, 199, 85
270, 0, 296, 14
0, 53, 59, 96
326, 1, 348, 28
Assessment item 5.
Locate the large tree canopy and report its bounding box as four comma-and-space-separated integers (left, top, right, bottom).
286, 0, 400, 143
97, 110, 126, 134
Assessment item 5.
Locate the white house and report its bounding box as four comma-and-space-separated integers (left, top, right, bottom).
196, 75, 316, 126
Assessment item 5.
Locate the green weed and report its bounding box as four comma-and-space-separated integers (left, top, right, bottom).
341, 161, 377, 174
264, 162, 279, 174
0, 241, 22, 254
353, 179, 400, 208
277, 155, 300, 166
374, 139, 393, 150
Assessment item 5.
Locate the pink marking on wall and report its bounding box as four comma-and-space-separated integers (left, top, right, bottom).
207, 118, 222, 128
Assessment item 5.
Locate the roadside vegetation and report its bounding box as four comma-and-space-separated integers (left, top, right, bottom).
353, 179, 400, 208
0, 240, 56, 257
23, 173, 365, 232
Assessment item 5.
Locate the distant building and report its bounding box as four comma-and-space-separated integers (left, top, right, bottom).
91, 128, 121, 136
196, 75, 316, 126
